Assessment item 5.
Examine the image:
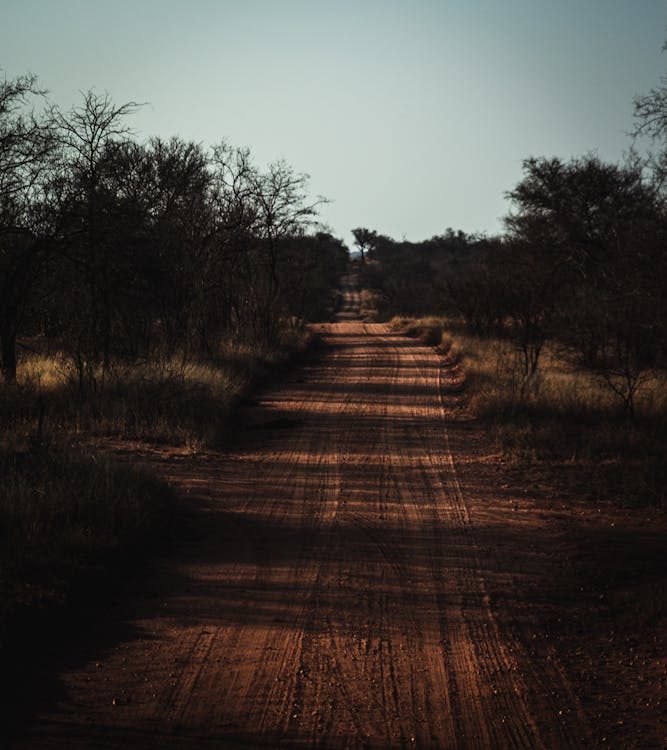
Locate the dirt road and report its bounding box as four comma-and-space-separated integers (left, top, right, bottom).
14, 277, 593, 748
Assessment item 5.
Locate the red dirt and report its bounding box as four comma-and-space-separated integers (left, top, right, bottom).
11, 276, 666, 748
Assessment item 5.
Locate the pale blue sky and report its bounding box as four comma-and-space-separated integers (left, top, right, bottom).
2, 1, 665, 246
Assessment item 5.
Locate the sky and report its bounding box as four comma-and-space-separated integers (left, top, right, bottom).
2, 0, 666, 247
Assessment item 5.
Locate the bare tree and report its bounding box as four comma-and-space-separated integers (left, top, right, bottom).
0, 73, 55, 381
210, 144, 322, 343
634, 39, 667, 143
249, 160, 320, 336
50, 91, 141, 383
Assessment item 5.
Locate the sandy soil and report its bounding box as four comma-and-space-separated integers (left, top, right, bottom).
10, 276, 665, 749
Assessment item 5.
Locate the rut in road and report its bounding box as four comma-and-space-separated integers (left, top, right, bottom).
17, 277, 590, 749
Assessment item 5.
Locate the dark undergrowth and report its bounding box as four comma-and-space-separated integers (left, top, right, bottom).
0, 443, 175, 657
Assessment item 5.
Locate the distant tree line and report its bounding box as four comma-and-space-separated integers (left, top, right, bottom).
0, 75, 348, 385
357, 74, 667, 418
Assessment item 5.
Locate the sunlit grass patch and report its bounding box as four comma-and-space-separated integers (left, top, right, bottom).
5, 328, 312, 450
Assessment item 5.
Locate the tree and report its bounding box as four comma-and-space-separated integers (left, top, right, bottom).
210, 144, 322, 343
505, 155, 667, 416
634, 40, 667, 143
139, 136, 213, 357
490, 240, 555, 398
50, 91, 141, 384
633, 41, 667, 198
0, 73, 55, 381
351, 227, 377, 265
247, 159, 321, 340
276, 232, 349, 321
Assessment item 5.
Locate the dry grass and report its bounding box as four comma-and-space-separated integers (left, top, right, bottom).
4, 356, 233, 449
394, 315, 667, 505
6, 330, 312, 450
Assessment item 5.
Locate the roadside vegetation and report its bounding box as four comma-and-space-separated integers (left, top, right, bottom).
0, 73, 348, 651
356, 61, 667, 508
391, 315, 666, 505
